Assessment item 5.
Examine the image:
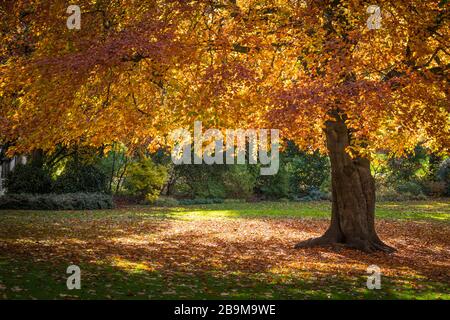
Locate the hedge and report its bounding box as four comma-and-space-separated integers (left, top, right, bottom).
0, 193, 114, 210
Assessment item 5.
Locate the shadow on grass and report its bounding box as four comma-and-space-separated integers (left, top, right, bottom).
1, 257, 448, 300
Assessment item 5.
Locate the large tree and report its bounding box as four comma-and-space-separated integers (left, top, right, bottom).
1, 0, 448, 252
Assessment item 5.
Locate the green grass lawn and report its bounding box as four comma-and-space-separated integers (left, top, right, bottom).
0, 200, 449, 300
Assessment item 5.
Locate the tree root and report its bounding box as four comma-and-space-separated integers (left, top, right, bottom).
344, 238, 396, 253
294, 235, 336, 249
294, 236, 396, 254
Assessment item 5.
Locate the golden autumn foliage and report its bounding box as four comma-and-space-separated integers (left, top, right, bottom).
0, 0, 448, 157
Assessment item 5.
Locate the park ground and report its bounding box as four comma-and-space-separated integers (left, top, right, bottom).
0, 200, 449, 300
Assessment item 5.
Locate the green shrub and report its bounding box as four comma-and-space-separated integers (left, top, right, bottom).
376, 188, 427, 201
223, 165, 257, 199
172, 164, 227, 199
437, 158, 450, 196
294, 188, 330, 202
112, 194, 143, 206
54, 161, 108, 193
223, 199, 246, 203
319, 175, 332, 194
0, 193, 114, 210
170, 142, 331, 201
421, 180, 447, 197
170, 176, 193, 197
153, 196, 179, 207
199, 180, 226, 199
395, 181, 423, 196
286, 150, 330, 196
178, 198, 224, 205
255, 164, 290, 199
387, 146, 429, 182
4, 163, 53, 194
124, 157, 168, 202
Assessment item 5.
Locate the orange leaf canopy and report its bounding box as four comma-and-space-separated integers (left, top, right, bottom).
0, 0, 448, 156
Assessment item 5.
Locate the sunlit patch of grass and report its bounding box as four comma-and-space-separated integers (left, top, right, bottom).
0, 199, 448, 222
110, 257, 156, 273
375, 200, 450, 221
153, 200, 449, 222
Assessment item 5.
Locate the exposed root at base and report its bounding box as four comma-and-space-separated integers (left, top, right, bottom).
294, 236, 396, 254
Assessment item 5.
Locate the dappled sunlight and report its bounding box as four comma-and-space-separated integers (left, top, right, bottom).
1, 202, 449, 299
1, 213, 449, 281
14, 226, 449, 284
379, 201, 450, 210
109, 256, 157, 273
179, 210, 243, 219
376, 200, 450, 221
110, 235, 158, 246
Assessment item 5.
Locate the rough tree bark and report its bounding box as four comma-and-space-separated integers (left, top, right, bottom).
295, 114, 395, 253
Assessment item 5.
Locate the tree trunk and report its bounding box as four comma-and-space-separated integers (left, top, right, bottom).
295, 115, 395, 253
31, 149, 44, 168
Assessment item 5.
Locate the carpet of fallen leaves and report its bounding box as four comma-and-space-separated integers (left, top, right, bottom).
0, 207, 449, 299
